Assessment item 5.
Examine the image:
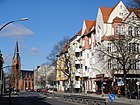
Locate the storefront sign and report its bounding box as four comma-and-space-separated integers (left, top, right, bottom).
117, 81, 124, 86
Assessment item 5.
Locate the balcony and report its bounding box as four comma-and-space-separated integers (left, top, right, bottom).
75, 59, 81, 64
83, 71, 89, 77
75, 69, 81, 77
75, 48, 82, 52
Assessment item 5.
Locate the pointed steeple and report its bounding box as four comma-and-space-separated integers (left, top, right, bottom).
13, 40, 20, 60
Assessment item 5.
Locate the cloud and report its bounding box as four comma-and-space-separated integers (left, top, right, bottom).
0, 23, 33, 37
31, 47, 39, 54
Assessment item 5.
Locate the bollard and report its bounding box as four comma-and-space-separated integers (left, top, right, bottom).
129, 93, 131, 102
136, 96, 138, 103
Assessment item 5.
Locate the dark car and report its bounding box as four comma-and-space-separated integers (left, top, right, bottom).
128, 90, 140, 99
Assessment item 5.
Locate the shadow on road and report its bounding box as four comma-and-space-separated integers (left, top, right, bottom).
0, 96, 52, 105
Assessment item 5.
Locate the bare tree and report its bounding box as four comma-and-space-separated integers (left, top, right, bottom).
46, 36, 69, 66
127, 0, 140, 8
46, 36, 74, 92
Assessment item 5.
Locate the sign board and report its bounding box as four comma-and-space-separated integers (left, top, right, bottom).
117, 81, 124, 86
108, 94, 115, 102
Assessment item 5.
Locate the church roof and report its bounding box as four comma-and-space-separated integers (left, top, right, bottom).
13, 41, 20, 60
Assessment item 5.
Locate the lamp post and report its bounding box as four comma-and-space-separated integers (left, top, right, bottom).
0, 18, 28, 31
0, 18, 28, 104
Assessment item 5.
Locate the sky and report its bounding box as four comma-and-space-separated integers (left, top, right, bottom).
0, 0, 128, 70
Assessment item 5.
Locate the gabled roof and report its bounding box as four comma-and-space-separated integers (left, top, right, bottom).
100, 1, 124, 23
100, 6, 112, 23
84, 20, 96, 34
76, 29, 82, 36
13, 40, 20, 60
113, 16, 123, 23
128, 8, 140, 18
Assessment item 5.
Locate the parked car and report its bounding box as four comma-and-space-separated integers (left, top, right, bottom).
41, 89, 48, 93
36, 88, 42, 92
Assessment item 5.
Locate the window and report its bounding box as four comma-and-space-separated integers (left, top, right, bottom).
134, 27, 139, 37
116, 25, 124, 35
132, 16, 135, 20
129, 43, 139, 53
119, 12, 123, 16
117, 60, 120, 69
130, 60, 137, 70
128, 26, 132, 36
137, 43, 139, 53
87, 53, 89, 58
85, 66, 88, 71
108, 59, 112, 69
107, 43, 112, 52
129, 43, 132, 52
120, 5, 122, 9
136, 61, 140, 70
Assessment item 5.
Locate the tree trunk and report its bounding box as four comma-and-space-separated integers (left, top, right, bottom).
123, 70, 127, 97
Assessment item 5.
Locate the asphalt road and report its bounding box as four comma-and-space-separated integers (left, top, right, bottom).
8, 92, 139, 105
14, 92, 81, 105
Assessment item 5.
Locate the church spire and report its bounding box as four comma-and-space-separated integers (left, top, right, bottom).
13, 40, 20, 60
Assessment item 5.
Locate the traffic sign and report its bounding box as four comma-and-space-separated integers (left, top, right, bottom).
117, 81, 124, 86
108, 94, 115, 102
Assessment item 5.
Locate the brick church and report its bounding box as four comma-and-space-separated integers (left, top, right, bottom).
11, 41, 34, 91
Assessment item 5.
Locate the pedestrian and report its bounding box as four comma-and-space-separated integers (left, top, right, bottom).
117, 88, 121, 98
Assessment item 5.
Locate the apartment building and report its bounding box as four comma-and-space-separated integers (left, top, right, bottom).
34, 65, 55, 90
95, 1, 140, 93
56, 1, 140, 94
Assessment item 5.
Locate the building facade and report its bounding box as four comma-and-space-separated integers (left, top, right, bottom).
11, 41, 34, 91
20, 70, 34, 91
56, 1, 140, 94
34, 65, 55, 90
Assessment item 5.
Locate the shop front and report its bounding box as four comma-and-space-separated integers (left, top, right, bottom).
95, 74, 112, 94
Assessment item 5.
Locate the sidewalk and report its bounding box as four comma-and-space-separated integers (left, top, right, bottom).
84, 93, 140, 105
54, 92, 140, 105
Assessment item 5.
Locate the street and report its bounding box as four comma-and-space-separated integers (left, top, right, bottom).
1, 91, 140, 105
13, 92, 81, 105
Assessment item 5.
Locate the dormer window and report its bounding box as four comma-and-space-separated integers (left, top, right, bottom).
120, 5, 122, 9
116, 25, 124, 35
119, 12, 123, 16
132, 16, 135, 20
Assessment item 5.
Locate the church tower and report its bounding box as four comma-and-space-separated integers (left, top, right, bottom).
11, 41, 21, 90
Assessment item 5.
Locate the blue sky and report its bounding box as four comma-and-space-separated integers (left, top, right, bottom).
0, 0, 128, 70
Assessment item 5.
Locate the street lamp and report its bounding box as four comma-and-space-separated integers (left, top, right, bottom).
0, 17, 28, 31
0, 18, 28, 104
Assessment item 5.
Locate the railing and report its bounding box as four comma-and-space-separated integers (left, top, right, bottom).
43, 92, 107, 105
